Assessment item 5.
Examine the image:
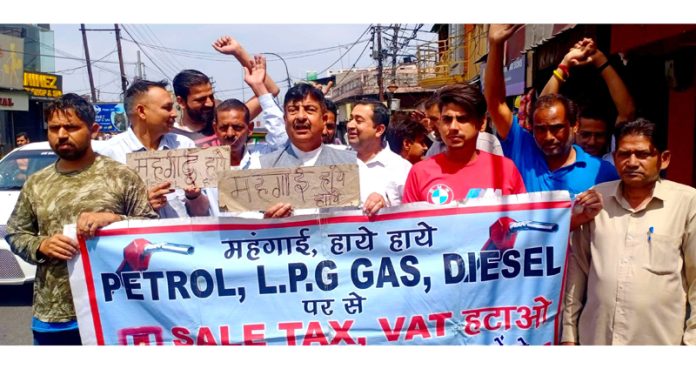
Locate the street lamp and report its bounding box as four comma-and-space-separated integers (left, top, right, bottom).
386, 84, 398, 112
261, 52, 292, 89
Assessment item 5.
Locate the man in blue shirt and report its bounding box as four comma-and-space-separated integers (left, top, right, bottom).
499, 94, 619, 195
484, 24, 618, 197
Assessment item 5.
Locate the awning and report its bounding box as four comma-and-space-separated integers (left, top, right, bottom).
523, 24, 577, 52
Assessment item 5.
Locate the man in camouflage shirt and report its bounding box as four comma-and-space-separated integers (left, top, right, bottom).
5, 93, 157, 345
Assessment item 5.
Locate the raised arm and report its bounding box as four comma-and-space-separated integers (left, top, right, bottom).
540, 38, 594, 96
540, 38, 636, 124
588, 41, 636, 123
484, 24, 522, 140
243, 55, 287, 148
212, 36, 281, 119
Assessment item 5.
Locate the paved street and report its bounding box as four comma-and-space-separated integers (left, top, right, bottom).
0, 284, 33, 345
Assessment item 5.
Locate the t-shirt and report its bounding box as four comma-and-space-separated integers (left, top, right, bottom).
499, 117, 619, 196
5, 155, 158, 322
171, 124, 219, 148
402, 151, 526, 205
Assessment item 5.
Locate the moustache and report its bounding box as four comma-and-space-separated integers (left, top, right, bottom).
292, 122, 312, 130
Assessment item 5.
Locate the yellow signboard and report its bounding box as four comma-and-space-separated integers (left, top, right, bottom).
23, 71, 63, 98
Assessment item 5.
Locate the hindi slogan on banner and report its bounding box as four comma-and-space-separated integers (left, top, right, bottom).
68, 191, 571, 346
126, 146, 230, 189
217, 164, 361, 212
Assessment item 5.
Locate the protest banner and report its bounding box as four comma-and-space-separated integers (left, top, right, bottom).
217, 164, 361, 212
68, 191, 571, 345
126, 146, 230, 189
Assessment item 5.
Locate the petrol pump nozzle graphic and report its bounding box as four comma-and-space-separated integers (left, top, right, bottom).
116, 238, 194, 273
482, 217, 559, 251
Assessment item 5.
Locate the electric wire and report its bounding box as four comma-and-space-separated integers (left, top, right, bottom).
121, 25, 172, 80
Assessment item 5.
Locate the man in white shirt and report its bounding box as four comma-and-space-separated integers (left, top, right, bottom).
206, 55, 288, 216
99, 79, 210, 218
347, 100, 412, 206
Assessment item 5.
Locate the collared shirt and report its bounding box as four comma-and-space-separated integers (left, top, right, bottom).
289, 143, 322, 167
358, 145, 412, 206
98, 127, 196, 163
499, 117, 619, 196
562, 179, 696, 345
206, 94, 286, 216
97, 128, 197, 219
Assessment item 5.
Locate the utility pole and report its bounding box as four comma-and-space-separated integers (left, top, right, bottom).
391, 24, 400, 85
136, 51, 143, 79
80, 24, 97, 103
114, 24, 128, 98
376, 24, 384, 102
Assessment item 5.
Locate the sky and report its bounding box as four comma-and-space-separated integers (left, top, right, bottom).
10, 0, 685, 103
50, 24, 438, 103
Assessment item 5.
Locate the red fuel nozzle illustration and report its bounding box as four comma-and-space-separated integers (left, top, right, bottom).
116, 238, 194, 273
482, 217, 559, 251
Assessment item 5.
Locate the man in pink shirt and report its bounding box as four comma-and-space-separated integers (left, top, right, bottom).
403, 84, 526, 205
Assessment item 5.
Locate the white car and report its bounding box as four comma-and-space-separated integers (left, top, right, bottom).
0, 140, 107, 285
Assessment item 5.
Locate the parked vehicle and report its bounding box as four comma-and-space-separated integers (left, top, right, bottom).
0, 141, 106, 285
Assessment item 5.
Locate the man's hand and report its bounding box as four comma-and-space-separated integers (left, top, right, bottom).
183, 184, 211, 216
212, 35, 242, 56
570, 189, 604, 230
77, 212, 122, 239
38, 234, 79, 261
264, 203, 293, 218
184, 184, 201, 201
148, 182, 174, 211
244, 55, 267, 89
309, 81, 334, 95
488, 24, 523, 44
585, 39, 610, 69
409, 109, 433, 132
561, 38, 596, 68
363, 192, 387, 217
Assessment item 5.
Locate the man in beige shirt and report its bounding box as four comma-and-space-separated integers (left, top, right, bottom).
562, 118, 696, 345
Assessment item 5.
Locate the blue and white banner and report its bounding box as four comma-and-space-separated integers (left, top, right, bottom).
68, 191, 571, 345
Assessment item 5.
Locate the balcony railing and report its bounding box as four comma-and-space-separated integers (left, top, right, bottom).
416, 34, 467, 88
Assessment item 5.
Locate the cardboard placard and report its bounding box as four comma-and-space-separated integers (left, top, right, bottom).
218, 164, 360, 212
127, 146, 230, 189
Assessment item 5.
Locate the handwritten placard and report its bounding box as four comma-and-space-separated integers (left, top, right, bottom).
126, 146, 230, 189
217, 164, 360, 212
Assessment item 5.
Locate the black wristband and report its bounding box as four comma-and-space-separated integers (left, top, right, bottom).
597, 60, 611, 73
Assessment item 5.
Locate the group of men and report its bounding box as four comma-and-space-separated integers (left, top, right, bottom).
5, 29, 695, 345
